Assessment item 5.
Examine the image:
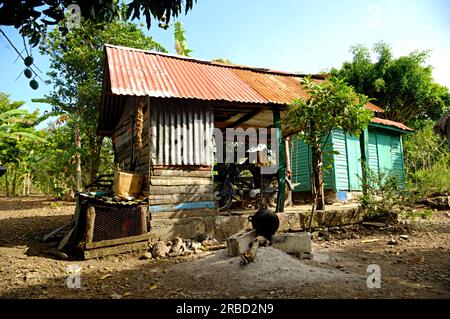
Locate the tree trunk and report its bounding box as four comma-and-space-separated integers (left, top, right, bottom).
312, 145, 325, 210
23, 173, 31, 196
12, 164, 17, 196
87, 129, 104, 184
4, 171, 9, 196
74, 124, 82, 192
284, 137, 293, 207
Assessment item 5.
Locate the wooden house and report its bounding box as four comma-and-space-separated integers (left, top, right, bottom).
98, 44, 410, 221
290, 118, 413, 202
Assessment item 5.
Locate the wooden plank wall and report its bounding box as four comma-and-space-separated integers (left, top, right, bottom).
148, 166, 214, 211
111, 97, 216, 214
112, 96, 135, 169
111, 96, 151, 192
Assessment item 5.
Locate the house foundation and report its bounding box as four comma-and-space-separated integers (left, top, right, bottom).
149, 204, 364, 241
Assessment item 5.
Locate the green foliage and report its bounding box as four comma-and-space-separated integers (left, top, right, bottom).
408, 154, 450, 196
331, 41, 450, 123
403, 119, 450, 196
49, 202, 62, 209
174, 21, 192, 56
40, 18, 167, 118
361, 169, 405, 223
403, 120, 448, 172
0, 0, 196, 47
39, 17, 167, 188
285, 77, 373, 147
284, 76, 373, 208
0, 93, 46, 161
30, 123, 77, 198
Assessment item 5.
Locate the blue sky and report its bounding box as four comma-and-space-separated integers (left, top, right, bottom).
0, 0, 449, 121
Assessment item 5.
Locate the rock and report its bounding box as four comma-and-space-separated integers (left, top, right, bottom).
351, 233, 360, 239
446, 212, 450, 218
168, 251, 180, 257
111, 293, 122, 299
387, 239, 398, 245
399, 235, 409, 240
152, 241, 170, 258
170, 237, 183, 256
202, 238, 219, 247
140, 252, 152, 260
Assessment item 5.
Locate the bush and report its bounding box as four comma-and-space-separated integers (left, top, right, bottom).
407, 153, 450, 196
361, 169, 409, 223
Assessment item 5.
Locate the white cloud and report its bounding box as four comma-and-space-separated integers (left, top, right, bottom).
367, 3, 382, 30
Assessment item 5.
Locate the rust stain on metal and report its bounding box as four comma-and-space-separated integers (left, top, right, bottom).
371, 117, 413, 131
104, 44, 385, 113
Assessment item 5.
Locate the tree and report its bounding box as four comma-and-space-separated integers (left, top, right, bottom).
174, 21, 192, 56
331, 42, 450, 123
39, 18, 167, 191
0, 0, 196, 46
284, 77, 373, 212
0, 93, 48, 195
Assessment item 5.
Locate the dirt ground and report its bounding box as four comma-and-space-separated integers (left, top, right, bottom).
0, 195, 449, 299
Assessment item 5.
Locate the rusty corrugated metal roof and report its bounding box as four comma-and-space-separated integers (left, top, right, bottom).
371, 117, 413, 131
231, 69, 310, 104
105, 45, 267, 103
366, 101, 384, 113
104, 44, 384, 112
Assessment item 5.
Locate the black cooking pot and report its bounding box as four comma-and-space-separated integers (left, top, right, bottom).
248, 205, 279, 240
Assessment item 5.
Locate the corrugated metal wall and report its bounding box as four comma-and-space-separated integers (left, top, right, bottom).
150, 99, 214, 166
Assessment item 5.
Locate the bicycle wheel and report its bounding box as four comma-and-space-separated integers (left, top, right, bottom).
214, 181, 233, 211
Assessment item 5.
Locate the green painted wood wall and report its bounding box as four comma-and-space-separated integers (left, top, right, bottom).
290, 125, 405, 193
290, 134, 335, 192
367, 127, 405, 185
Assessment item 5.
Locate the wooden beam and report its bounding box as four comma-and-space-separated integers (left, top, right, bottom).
146, 184, 214, 195
273, 106, 286, 213
83, 241, 149, 259
149, 201, 216, 213
150, 208, 218, 219
226, 109, 265, 128
85, 232, 152, 250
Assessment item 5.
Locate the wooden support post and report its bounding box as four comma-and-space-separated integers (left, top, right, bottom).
359, 127, 369, 195
85, 206, 96, 244
140, 204, 148, 233
284, 137, 293, 207
272, 106, 286, 213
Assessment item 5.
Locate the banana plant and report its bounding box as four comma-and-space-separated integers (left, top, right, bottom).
174, 21, 192, 57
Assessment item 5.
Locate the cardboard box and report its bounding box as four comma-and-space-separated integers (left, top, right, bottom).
113, 171, 144, 197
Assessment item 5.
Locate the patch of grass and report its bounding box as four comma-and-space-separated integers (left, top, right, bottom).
407, 155, 450, 197
49, 202, 62, 209
400, 208, 433, 221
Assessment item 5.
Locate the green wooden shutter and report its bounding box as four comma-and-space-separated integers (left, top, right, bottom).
346, 134, 363, 191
